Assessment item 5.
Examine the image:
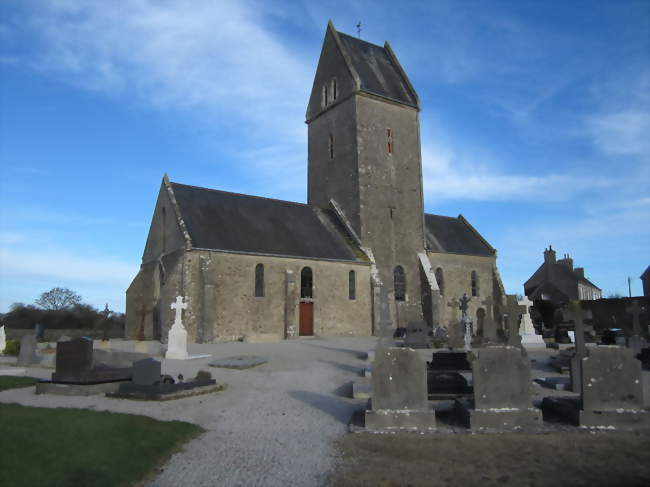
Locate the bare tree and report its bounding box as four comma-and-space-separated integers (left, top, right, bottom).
35, 287, 82, 310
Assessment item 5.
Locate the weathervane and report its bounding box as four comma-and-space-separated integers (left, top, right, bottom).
356, 21, 362, 39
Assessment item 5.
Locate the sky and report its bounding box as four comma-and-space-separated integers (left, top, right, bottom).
0, 0, 648, 313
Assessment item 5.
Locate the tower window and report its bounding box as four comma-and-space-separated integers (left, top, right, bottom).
394, 265, 406, 301
328, 134, 334, 159
349, 270, 356, 300
471, 271, 479, 297
332, 78, 337, 100
435, 267, 444, 295
255, 264, 264, 297
386, 128, 393, 154
322, 84, 329, 107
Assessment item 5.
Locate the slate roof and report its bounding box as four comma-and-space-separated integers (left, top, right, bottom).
524, 262, 601, 293
170, 182, 362, 262
424, 214, 495, 257
337, 31, 418, 108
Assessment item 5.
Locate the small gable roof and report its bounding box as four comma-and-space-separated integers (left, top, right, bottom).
169, 182, 362, 262
424, 213, 495, 257
336, 30, 418, 108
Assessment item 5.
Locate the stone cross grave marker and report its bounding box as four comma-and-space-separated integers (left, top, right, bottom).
446, 297, 463, 349
518, 297, 535, 334
166, 296, 189, 359
376, 286, 393, 350
133, 358, 162, 386
626, 301, 643, 336
481, 295, 497, 341
503, 297, 525, 347
565, 301, 589, 356
459, 293, 472, 351
0, 324, 5, 354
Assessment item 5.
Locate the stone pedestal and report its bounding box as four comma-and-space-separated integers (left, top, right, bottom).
364, 347, 436, 431
165, 324, 189, 360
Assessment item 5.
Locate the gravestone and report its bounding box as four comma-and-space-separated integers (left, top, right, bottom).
446, 297, 464, 349
481, 295, 498, 342
404, 320, 431, 349
166, 296, 189, 359
365, 347, 435, 431
432, 326, 448, 344
518, 297, 545, 346
132, 358, 162, 386
565, 301, 590, 393
0, 325, 5, 354
52, 337, 93, 382
16, 335, 40, 366
455, 345, 542, 430
427, 349, 473, 399
579, 346, 650, 428
34, 323, 45, 342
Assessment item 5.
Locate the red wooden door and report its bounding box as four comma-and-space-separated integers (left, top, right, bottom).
299, 303, 314, 336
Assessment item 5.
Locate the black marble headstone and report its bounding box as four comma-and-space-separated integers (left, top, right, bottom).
52, 337, 93, 382
132, 358, 161, 386
428, 350, 472, 371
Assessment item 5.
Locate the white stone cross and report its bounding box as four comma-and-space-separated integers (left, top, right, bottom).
0, 324, 6, 354
170, 296, 187, 327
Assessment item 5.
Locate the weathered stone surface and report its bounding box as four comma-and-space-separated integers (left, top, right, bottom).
371, 347, 427, 411
472, 346, 533, 409
403, 320, 431, 349
16, 335, 40, 366
365, 410, 436, 431
133, 358, 162, 385
209, 356, 268, 370
581, 346, 644, 411
455, 398, 542, 431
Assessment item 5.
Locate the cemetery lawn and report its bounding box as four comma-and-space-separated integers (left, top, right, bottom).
0, 403, 204, 487
330, 430, 650, 487
0, 376, 39, 391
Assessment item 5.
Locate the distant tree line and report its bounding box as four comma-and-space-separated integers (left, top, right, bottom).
2, 288, 125, 332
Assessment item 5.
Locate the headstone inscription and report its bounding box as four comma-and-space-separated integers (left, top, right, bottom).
365, 347, 436, 431
455, 345, 542, 430
404, 320, 431, 349
166, 296, 189, 360
16, 335, 40, 366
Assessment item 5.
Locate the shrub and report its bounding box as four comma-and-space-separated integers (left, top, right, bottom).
3, 339, 20, 356
195, 370, 212, 381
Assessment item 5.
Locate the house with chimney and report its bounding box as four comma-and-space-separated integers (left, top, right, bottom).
524, 246, 602, 305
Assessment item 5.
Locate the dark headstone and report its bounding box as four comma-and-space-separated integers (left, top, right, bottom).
34, 323, 45, 342
428, 350, 472, 371
52, 338, 93, 382
132, 358, 161, 386
427, 371, 472, 397
16, 335, 39, 366
403, 320, 431, 349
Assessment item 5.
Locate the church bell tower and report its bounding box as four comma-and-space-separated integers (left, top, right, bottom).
306, 21, 426, 326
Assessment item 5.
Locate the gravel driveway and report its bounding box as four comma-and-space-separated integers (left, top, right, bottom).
0, 337, 376, 487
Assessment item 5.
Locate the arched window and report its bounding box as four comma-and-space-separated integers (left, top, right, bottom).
332, 78, 337, 100
348, 270, 356, 300
255, 264, 264, 297
435, 267, 444, 296
301, 267, 313, 299
476, 308, 486, 336
328, 134, 334, 159
471, 271, 479, 297
394, 265, 406, 301
322, 83, 329, 106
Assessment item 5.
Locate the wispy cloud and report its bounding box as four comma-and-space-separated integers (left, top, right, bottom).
421, 141, 612, 202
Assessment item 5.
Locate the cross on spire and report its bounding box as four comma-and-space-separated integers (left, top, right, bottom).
356, 21, 362, 39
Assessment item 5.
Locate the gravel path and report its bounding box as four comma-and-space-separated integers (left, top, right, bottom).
0, 337, 376, 487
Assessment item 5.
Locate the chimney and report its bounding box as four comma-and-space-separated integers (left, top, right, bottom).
543, 246, 556, 264
557, 253, 574, 271
574, 267, 584, 279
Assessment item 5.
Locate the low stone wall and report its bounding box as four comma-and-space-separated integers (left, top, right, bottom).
5, 328, 124, 341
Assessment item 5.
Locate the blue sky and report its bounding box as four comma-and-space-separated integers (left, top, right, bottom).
0, 0, 648, 312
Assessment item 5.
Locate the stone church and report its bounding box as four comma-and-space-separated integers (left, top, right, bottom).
125, 22, 508, 343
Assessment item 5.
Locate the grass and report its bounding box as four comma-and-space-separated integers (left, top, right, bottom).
0, 403, 205, 487
0, 376, 40, 391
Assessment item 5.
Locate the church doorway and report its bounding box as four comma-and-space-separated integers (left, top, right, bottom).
299, 267, 314, 336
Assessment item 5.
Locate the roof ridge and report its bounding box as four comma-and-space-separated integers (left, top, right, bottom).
170, 181, 312, 208
424, 212, 457, 220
